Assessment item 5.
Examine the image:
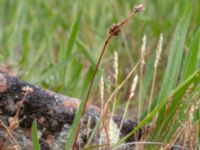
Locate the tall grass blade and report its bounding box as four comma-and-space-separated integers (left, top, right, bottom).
157, 6, 192, 102
152, 6, 192, 129
59, 6, 82, 83
31, 119, 40, 150
76, 40, 96, 68
182, 28, 200, 79
113, 70, 200, 148
65, 8, 81, 58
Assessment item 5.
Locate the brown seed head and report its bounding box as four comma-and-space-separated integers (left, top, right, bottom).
109, 23, 121, 36
133, 4, 145, 13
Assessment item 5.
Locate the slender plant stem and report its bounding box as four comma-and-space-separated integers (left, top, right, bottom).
138, 68, 143, 122
138, 35, 146, 122
72, 34, 112, 149
111, 81, 118, 121
102, 61, 140, 121
148, 67, 157, 114
117, 98, 131, 138
72, 4, 145, 149
84, 61, 140, 149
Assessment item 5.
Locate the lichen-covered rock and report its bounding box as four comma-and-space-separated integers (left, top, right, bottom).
0, 73, 141, 149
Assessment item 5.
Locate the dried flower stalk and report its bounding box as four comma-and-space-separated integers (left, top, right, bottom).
148, 34, 163, 114
72, 4, 145, 149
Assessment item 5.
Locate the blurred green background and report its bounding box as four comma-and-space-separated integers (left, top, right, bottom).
0, 0, 199, 105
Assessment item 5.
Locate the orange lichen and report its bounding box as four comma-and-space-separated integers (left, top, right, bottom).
44, 134, 54, 146
0, 74, 7, 92
63, 100, 80, 109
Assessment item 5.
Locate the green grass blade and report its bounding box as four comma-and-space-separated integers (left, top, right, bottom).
31, 119, 40, 150
113, 70, 200, 148
33, 58, 73, 83
81, 67, 94, 95
19, 28, 30, 68
64, 59, 82, 96
152, 6, 192, 138
182, 27, 200, 79
140, 52, 155, 119
76, 39, 96, 68
65, 71, 101, 150
61, 7, 82, 83
65, 8, 81, 58
157, 6, 192, 102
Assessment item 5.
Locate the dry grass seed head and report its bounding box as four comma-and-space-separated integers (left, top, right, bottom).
109, 23, 121, 36
128, 75, 138, 100
114, 51, 118, 85
141, 34, 147, 69
154, 33, 163, 68
133, 4, 145, 12
117, 74, 138, 139
100, 75, 104, 115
